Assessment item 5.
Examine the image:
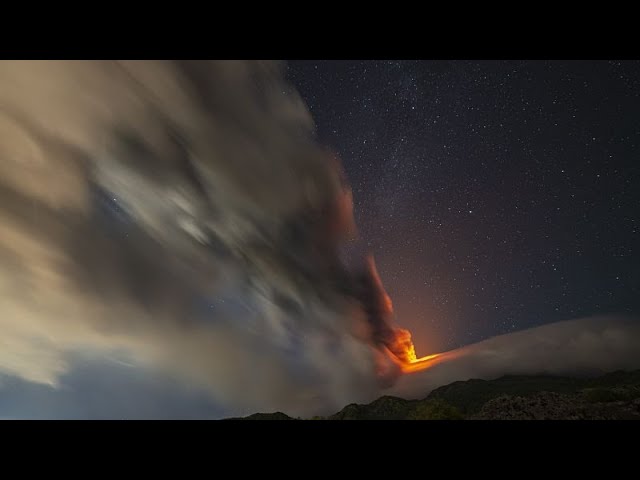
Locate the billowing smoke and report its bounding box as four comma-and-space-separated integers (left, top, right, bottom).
390, 316, 640, 401
0, 60, 401, 417
2, 61, 638, 419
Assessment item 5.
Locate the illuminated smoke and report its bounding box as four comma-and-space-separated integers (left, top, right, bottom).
0, 60, 414, 416
2, 61, 637, 419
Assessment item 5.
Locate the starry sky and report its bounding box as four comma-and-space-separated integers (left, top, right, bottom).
2, 60, 640, 419
287, 60, 640, 355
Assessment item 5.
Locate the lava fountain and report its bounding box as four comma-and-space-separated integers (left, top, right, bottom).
386, 327, 446, 373
355, 254, 457, 377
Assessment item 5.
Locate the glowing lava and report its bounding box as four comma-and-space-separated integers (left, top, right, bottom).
386, 327, 444, 373
362, 254, 448, 375
400, 352, 444, 373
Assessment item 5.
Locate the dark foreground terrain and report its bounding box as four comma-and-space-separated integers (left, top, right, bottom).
230, 370, 640, 420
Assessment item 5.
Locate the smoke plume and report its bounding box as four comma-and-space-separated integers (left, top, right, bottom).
0, 60, 398, 417
1, 61, 638, 418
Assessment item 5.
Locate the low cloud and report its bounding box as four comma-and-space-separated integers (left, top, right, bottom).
391, 316, 640, 401
0, 61, 380, 417
1, 62, 636, 419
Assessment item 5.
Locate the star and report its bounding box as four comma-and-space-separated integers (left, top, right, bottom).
288, 59, 640, 351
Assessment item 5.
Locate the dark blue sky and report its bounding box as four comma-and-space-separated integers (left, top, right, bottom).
287, 60, 640, 354
0, 356, 222, 419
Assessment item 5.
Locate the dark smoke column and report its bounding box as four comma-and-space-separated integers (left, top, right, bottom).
350, 255, 407, 386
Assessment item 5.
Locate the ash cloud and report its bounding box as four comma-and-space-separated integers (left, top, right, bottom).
2, 62, 637, 419
391, 316, 640, 401
0, 60, 388, 417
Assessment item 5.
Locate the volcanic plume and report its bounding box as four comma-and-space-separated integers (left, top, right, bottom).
0, 60, 435, 417
2, 61, 637, 419
349, 254, 448, 381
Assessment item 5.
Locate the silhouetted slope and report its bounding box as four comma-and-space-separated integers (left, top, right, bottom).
231, 369, 640, 420
427, 370, 640, 415
330, 396, 421, 420
226, 412, 295, 420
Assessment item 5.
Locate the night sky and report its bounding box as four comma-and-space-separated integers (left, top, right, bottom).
1, 61, 640, 418
287, 60, 640, 354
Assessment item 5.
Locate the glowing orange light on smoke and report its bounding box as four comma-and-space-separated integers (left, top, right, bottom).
386, 327, 444, 373
364, 254, 454, 375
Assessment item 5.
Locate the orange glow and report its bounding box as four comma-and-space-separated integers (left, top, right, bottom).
364, 254, 455, 375
386, 327, 445, 373
400, 352, 445, 373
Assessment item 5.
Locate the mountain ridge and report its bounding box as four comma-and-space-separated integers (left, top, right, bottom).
228, 369, 640, 420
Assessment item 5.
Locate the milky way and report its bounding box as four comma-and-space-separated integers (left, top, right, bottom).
288, 60, 640, 354
0, 60, 638, 419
